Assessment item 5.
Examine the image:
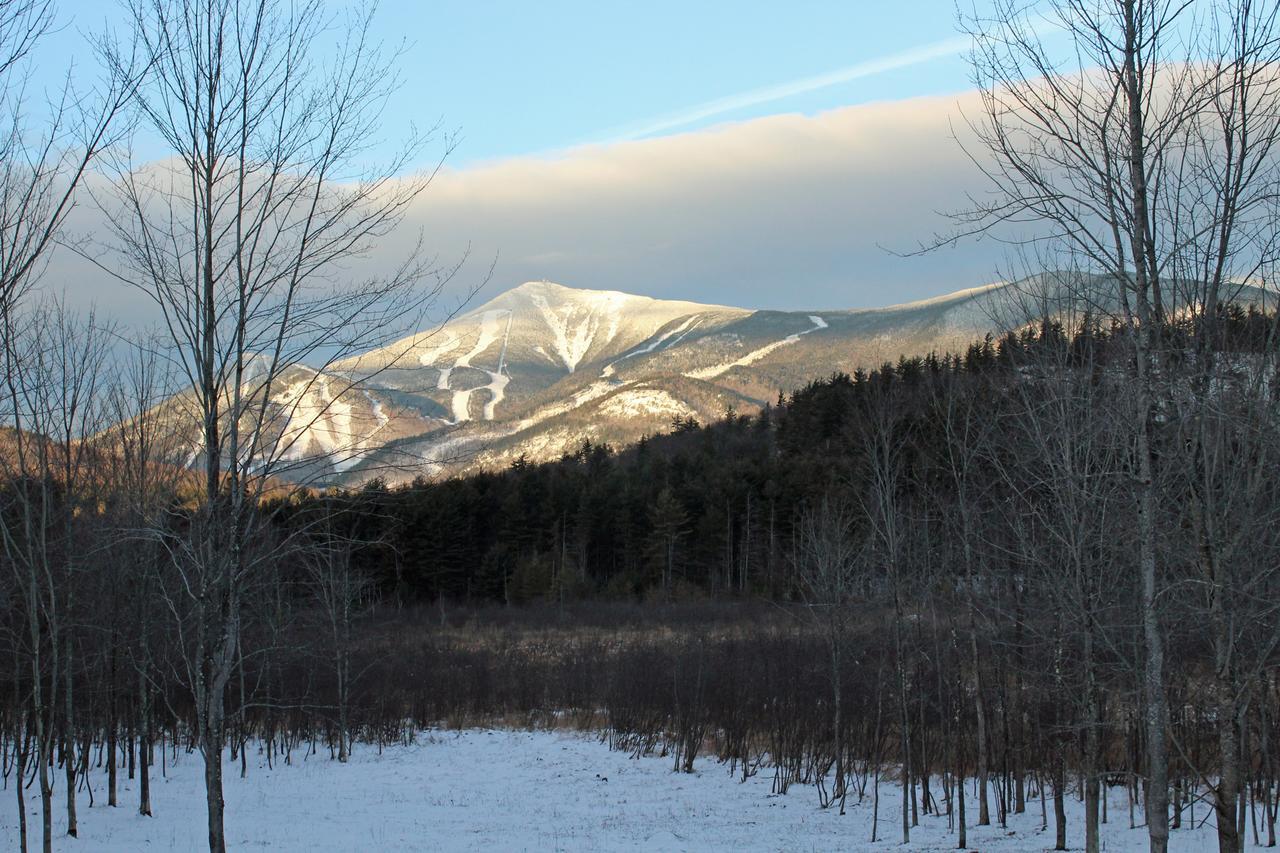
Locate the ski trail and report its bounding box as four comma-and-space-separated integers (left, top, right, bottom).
529, 290, 623, 373
497, 310, 513, 375
483, 310, 514, 420
416, 331, 461, 367
482, 374, 510, 421
455, 311, 505, 369
685, 315, 827, 381
601, 316, 702, 378
441, 310, 513, 423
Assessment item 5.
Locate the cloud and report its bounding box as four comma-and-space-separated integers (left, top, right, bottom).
594, 36, 972, 144
374, 87, 1005, 315
45, 87, 1010, 327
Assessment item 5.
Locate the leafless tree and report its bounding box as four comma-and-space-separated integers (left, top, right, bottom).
105, 335, 186, 818
855, 375, 914, 845
301, 502, 376, 764
929, 360, 998, 832
794, 494, 862, 813
90, 1, 457, 848
0, 303, 113, 851
949, 2, 1280, 850
992, 319, 1131, 853
0, 3, 135, 841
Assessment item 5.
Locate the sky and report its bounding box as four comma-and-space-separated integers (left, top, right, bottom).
39, 0, 1015, 321
309, 0, 975, 166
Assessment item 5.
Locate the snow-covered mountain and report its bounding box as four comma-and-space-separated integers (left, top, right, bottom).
163, 274, 1251, 484
306, 279, 1010, 483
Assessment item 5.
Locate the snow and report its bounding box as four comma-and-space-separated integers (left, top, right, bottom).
438, 310, 513, 424
514, 281, 740, 376
528, 287, 629, 373
598, 388, 693, 420
452, 311, 506, 371
508, 380, 621, 433
602, 316, 703, 378
272, 370, 383, 473
686, 315, 828, 381
481, 372, 510, 421
0, 728, 1252, 852
413, 331, 463, 368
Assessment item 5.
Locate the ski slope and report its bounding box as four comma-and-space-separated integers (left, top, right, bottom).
437, 310, 513, 424
686, 315, 828, 381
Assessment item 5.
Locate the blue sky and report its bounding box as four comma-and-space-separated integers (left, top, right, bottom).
53, 0, 973, 166
372, 0, 973, 164
43, 1, 1013, 315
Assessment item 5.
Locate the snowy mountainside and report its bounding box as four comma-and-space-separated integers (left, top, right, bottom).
156, 273, 1248, 484
319, 279, 1028, 483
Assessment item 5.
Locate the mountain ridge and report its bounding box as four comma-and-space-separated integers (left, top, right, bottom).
156, 273, 1270, 485
316, 277, 1024, 483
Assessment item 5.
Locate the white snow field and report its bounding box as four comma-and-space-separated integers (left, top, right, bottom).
0, 729, 1262, 851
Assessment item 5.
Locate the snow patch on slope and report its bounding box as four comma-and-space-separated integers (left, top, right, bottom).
598, 389, 693, 420
438, 310, 513, 424
686, 315, 827, 381
602, 316, 702, 378
527, 288, 631, 373
271, 370, 390, 473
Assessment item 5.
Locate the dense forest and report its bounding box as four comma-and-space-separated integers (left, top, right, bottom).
9, 307, 1278, 851
291, 305, 1280, 605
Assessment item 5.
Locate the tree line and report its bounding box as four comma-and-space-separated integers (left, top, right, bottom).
266, 305, 1276, 853
6, 303, 1280, 852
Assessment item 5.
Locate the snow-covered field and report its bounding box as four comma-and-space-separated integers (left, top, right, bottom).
0, 729, 1261, 851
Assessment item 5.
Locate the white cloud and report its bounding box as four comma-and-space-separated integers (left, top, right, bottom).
46, 87, 1007, 326
382, 88, 1002, 313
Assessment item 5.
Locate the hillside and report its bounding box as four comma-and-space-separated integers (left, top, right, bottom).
146, 273, 1268, 484
319, 279, 1017, 482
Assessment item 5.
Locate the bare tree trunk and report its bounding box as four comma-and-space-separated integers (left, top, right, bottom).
974, 633, 990, 827
896, 605, 912, 846
1085, 629, 1101, 853
63, 633, 76, 834
1121, 4, 1170, 849
203, 712, 226, 853
14, 711, 26, 853
1213, 596, 1242, 853
1054, 750, 1067, 851
1137, 414, 1169, 853
139, 667, 151, 817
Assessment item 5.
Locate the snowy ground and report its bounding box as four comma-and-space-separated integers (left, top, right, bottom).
0, 729, 1263, 851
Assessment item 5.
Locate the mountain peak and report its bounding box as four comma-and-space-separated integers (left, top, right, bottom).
477, 280, 734, 315
509, 279, 576, 295
484, 280, 659, 311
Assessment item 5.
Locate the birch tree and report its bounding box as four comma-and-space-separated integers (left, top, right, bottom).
94, 1, 454, 848
794, 495, 862, 813
950, 2, 1280, 849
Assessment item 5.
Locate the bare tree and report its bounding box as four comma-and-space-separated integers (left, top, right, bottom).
991, 319, 1132, 853
0, 303, 113, 851
855, 373, 915, 845
92, 1, 456, 848
794, 494, 862, 813
105, 335, 186, 819
929, 359, 998, 832
949, 2, 1280, 850
301, 500, 376, 764
0, 4, 135, 842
